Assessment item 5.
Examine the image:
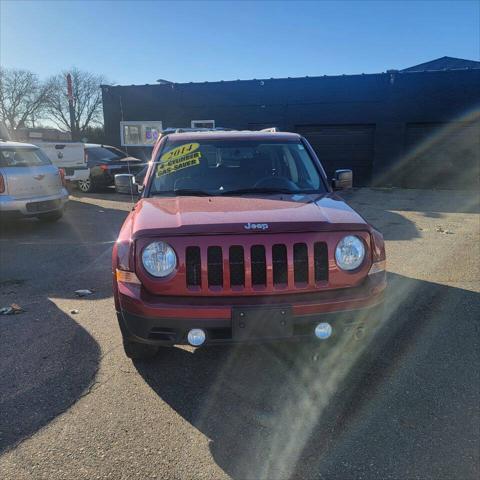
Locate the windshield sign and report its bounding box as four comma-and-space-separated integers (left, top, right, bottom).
157, 142, 201, 177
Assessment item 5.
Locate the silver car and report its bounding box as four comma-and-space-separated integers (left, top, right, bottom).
0, 141, 69, 222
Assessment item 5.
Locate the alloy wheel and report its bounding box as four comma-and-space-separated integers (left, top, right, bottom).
78, 178, 91, 192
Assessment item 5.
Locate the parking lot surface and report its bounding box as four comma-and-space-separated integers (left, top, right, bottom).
0, 187, 479, 480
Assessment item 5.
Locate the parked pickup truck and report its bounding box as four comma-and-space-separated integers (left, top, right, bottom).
112, 130, 386, 359
36, 141, 89, 185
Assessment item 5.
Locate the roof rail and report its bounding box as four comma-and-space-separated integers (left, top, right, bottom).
161, 127, 282, 136
161, 127, 232, 134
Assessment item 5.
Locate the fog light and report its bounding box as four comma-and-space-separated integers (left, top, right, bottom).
314, 322, 332, 340
187, 328, 206, 346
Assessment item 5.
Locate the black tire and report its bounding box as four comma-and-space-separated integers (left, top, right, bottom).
37, 210, 63, 222
77, 177, 95, 193
122, 339, 158, 360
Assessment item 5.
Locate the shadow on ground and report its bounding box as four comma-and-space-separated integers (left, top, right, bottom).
0, 300, 100, 454
0, 198, 120, 454
339, 188, 479, 241
0, 199, 128, 299
354, 188, 480, 215
135, 273, 479, 479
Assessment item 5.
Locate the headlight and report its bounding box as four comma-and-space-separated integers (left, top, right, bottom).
142, 241, 177, 277
335, 235, 365, 271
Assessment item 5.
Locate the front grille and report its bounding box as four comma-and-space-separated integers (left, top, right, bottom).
186, 241, 328, 291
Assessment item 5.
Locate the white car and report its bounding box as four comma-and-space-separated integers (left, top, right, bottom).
0, 141, 69, 221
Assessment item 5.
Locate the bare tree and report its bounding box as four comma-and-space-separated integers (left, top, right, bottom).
45, 68, 107, 140
0, 68, 51, 135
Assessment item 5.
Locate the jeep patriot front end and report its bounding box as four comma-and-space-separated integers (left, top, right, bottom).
112, 131, 386, 359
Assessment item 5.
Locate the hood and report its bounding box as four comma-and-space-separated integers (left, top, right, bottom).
130, 193, 368, 238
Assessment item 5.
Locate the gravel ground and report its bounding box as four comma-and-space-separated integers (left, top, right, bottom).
0, 187, 478, 480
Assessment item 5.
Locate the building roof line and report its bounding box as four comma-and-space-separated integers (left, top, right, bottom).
101, 65, 479, 90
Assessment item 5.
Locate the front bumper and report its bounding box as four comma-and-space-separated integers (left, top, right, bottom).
116, 272, 386, 346
0, 189, 69, 217
118, 303, 384, 346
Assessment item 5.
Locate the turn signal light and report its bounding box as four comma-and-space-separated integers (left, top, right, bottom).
116, 240, 134, 271
368, 260, 386, 275
116, 269, 141, 285
100, 164, 109, 171
370, 229, 386, 262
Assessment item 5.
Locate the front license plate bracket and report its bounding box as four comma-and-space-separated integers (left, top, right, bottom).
232, 306, 293, 341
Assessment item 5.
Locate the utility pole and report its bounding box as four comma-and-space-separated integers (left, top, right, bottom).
66, 73, 76, 140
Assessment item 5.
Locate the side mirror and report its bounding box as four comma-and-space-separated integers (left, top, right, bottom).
114, 173, 139, 195
332, 169, 353, 190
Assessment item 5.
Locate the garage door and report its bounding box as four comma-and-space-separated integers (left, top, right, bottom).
404, 122, 480, 189
296, 124, 375, 186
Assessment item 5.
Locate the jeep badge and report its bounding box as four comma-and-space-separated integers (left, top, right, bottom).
244, 223, 269, 230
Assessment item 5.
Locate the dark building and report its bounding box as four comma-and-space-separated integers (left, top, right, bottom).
101, 57, 480, 189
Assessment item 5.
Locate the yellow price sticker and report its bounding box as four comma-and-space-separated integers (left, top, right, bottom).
160, 143, 199, 162
156, 151, 202, 177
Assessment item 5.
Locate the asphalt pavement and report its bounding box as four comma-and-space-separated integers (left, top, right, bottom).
0, 187, 478, 480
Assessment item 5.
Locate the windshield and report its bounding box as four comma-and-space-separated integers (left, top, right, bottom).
0, 148, 51, 167
86, 146, 127, 162
149, 139, 325, 196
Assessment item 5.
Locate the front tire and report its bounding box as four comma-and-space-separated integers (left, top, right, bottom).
77, 177, 95, 193
123, 339, 159, 360
37, 210, 63, 222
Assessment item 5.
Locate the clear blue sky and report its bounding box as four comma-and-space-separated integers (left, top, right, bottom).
1, 0, 479, 84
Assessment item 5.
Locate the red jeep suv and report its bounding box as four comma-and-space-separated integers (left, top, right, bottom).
112, 130, 386, 359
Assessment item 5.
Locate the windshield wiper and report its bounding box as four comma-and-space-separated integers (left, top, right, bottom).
219, 187, 299, 195
151, 189, 215, 196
